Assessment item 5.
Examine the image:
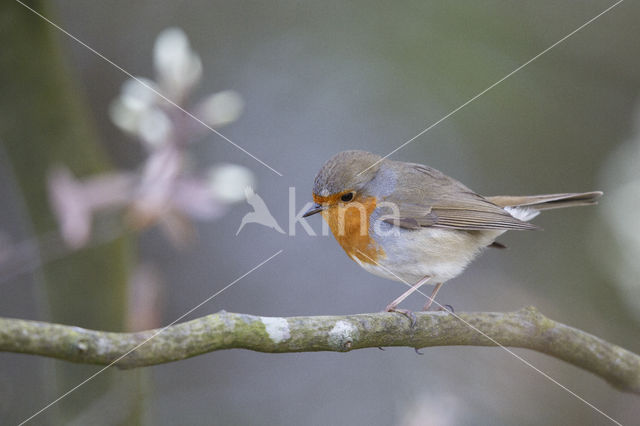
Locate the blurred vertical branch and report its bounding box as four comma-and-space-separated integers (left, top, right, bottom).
0, 1, 140, 424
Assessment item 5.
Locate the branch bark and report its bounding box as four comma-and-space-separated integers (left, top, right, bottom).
1, 306, 639, 394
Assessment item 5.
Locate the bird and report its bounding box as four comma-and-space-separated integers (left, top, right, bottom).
303, 150, 602, 323
236, 187, 285, 235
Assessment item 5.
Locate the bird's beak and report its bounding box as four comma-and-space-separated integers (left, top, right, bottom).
302, 203, 326, 217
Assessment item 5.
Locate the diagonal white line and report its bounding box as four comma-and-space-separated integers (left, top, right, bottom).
13, 0, 283, 177
355, 249, 622, 426
18, 249, 284, 426
358, 0, 624, 176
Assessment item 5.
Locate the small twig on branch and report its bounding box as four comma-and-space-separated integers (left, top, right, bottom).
1, 306, 638, 394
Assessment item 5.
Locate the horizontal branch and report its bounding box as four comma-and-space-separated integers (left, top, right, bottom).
1, 306, 638, 394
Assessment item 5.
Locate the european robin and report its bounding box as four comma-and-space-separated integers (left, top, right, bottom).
303, 150, 602, 322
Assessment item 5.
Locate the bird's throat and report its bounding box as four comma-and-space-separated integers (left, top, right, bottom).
318, 196, 385, 264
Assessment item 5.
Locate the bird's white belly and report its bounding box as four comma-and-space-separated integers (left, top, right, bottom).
364, 226, 504, 284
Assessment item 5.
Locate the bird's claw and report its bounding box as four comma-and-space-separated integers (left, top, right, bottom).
438, 304, 454, 313
385, 307, 417, 327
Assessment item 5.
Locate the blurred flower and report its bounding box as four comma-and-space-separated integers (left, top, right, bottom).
48, 167, 134, 248
109, 78, 173, 148
172, 177, 227, 220
48, 168, 91, 248
125, 149, 251, 243
109, 27, 244, 148
153, 27, 202, 102
195, 90, 244, 128
48, 27, 254, 250
595, 102, 640, 323
207, 163, 255, 204
127, 146, 182, 228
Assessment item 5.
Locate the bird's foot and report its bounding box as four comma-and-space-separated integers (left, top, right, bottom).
385, 305, 417, 327
437, 304, 454, 313
423, 301, 454, 312
422, 299, 454, 312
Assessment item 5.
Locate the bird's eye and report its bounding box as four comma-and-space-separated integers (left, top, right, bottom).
341, 192, 354, 202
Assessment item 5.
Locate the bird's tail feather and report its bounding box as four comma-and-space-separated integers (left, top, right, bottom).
487, 191, 603, 211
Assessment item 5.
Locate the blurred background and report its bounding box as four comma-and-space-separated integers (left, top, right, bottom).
1, 0, 639, 424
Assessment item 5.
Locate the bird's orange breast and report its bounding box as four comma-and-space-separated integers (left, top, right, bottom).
313, 193, 385, 264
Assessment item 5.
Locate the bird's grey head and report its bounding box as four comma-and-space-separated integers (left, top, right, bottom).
312, 150, 383, 197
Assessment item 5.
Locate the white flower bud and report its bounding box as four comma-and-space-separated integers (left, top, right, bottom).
207, 164, 255, 204
196, 90, 244, 127
153, 27, 202, 101
109, 77, 163, 136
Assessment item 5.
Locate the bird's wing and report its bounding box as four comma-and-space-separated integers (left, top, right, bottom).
380, 163, 538, 231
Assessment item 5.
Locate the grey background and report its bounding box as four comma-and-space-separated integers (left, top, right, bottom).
2, 1, 640, 424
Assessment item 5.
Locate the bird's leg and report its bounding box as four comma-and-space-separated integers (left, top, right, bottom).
385, 276, 432, 310
385, 275, 431, 327
422, 282, 444, 311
